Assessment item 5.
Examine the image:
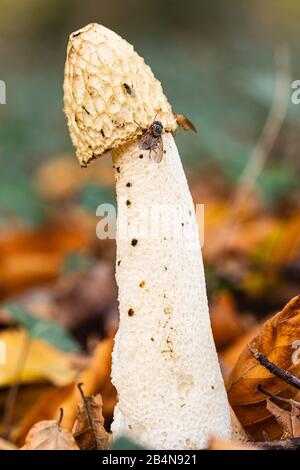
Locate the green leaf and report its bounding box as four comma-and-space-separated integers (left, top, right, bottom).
257, 164, 298, 202
111, 437, 145, 450
4, 304, 81, 353
0, 182, 45, 225
62, 253, 97, 274
78, 184, 116, 213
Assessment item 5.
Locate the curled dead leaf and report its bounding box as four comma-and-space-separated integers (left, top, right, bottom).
72, 386, 110, 450
291, 403, 300, 438
54, 335, 115, 430
22, 418, 79, 450
266, 399, 293, 438
227, 295, 300, 440
261, 387, 300, 439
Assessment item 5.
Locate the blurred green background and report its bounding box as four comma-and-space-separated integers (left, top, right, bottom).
1, 2, 300, 446
0, 0, 300, 224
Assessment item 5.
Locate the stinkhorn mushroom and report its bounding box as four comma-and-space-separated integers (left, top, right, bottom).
64, 23, 232, 449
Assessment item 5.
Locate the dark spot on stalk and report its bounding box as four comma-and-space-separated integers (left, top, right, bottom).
116, 167, 121, 173
126, 200, 131, 206
100, 129, 105, 137
128, 308, 135, 317
126, 182, 132, 187
131, 239, 138, 247
139, 154, 143, 159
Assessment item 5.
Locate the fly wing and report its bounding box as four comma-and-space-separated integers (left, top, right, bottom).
174, 114, 197, 133
151, 137, 164, 163
138, 131, 154, 150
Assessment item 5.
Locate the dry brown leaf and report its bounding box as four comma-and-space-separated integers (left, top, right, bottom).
291, 403, 300, 438
35, 154, 114, 200
266, 399, 293, 437
210, 290, 244, 350
230, 407, 249, 442
0, 228, 88, 294
22, 419, 79, 450
263, 396, 300, 440
52, 263, 117, 331
53, 335, 115, 430
72, 391, 110, 450
220, 324, 260, 374
227, 295, 300, 440
14, 384, 74, 446
0, 437, 17, 450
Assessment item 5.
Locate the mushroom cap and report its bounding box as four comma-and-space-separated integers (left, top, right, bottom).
64, 23, 177, 167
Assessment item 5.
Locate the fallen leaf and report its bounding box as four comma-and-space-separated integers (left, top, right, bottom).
260, 388, 300, 439
0, 227, 88, 294
72, 388, 110, 450
52, 262, 118, 332
14, 384, 74, 446
4, 304, 80, 352
210, 290, 244, 349
22, 419, 79, 450
54, 335, 115, 430
53, 332, 116, 430
221, 324, 260, 374
0, 329, 81, 388
35, 154, 114, 200
230, 407, 249, 442
0, 437, 17, 450
227, 295, 300, 440
266, 399, 293, 437
291, 403, 300, 438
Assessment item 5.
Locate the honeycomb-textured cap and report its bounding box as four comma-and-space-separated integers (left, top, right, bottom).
64, 23, 177, 167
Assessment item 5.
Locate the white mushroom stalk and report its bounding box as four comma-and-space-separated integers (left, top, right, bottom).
64, 23, 232, 450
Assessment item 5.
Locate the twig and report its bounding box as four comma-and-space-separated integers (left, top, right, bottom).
262, 430, 270, 442
77, 382, 98, 450
256, 438, 300, 450
257, 384, 300, 409
248, 344, 300, 390
58, 408, 64, 426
